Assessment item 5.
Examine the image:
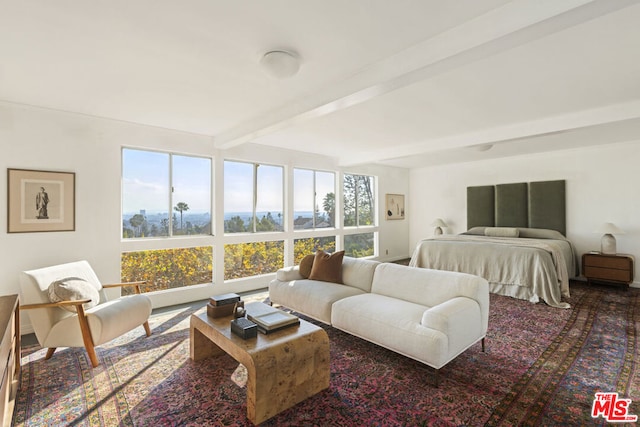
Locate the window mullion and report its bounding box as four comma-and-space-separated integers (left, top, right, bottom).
355, 175, 360, 227
312, 171, 317, 229
169, 154, 174, 236
252, 164, 258, 233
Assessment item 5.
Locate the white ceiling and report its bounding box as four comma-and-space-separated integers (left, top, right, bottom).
1, 0, 639, 168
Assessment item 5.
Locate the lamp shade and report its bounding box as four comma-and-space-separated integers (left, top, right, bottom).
431, 218, 447, 236
430, 218, 447, 228
596, 222, 624, 235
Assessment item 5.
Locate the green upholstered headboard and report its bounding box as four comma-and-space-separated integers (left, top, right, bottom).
467, 180, 566, 235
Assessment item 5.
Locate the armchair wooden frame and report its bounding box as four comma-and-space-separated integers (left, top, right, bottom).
20, 281, 151, 368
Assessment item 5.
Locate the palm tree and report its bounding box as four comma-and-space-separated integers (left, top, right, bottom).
174, 202, 190, 229
129, 214, 145, 237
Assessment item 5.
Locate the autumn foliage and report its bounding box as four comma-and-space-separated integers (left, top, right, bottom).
121, 246, 213, 295
224, 241, 284, 280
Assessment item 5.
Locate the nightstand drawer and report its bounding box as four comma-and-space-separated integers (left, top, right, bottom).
584, 266, 633, 283
583, 255, 631, 270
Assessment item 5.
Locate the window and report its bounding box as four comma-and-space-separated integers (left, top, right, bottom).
224, 161, 284, 233
122, 148, 212, 238
293, 236, 336, 264
121, 246, 213, 295
343, 173, 376, 258
343, 174, 375, 227
293, 169, 335, 230
223, 161, 284, 280
344, 233, 375, 258
224, 241, 284, 280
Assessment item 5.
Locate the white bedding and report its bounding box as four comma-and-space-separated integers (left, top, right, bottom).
409, 231, 578, 308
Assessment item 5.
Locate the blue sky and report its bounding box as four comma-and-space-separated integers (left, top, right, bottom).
122, 150, 334, 215
122, 149, 211, 214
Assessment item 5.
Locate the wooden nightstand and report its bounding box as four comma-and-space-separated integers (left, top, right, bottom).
582, 253, 635, 288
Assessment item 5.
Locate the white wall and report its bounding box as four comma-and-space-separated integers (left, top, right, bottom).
0, 102, 410, 333
409, 141, 640, 286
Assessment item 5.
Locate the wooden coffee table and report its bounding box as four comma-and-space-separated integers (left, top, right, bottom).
190, 309, 330, 425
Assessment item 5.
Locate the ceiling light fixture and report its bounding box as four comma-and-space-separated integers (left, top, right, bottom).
474, 143, 494, 152
260, 50, 300, 79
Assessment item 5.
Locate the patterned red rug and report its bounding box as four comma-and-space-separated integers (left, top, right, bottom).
12, 282, 640, 426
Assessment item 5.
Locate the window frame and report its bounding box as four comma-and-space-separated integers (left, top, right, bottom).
121, 147, 213, 240
223, 159, 285, 235
342, 172, 376, 228
293, 167, 337, 231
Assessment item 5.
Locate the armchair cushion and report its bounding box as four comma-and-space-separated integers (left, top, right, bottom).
44, 295, 152, 348
48, 277, 100, 312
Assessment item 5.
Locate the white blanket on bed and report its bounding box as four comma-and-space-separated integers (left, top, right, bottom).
409, 235, 573, 308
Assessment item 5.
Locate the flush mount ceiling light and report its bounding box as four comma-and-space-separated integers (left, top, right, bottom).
260, 50, 300, 79
474, 143, 494, 152
464, 143, 494, 152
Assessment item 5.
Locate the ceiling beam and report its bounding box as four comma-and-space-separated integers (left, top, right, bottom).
213, 0, 636, 151
340, 100, 640, 166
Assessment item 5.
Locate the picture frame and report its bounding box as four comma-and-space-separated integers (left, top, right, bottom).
7, 168, 76, 233
385, 193, 405, 220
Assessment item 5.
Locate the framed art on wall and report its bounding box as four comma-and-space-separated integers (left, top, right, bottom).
7, 168, 76, 233
385, 193, 405, 220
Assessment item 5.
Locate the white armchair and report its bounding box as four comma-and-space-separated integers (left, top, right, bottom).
20, 260, 152, 367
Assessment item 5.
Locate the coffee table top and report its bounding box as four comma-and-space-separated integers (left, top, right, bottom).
191, 307, 324, 354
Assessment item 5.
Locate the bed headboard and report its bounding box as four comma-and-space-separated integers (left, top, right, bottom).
467, 180, 566, 235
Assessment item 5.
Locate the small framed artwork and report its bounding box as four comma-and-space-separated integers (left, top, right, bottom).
385, 193, 405, 220
7, 168, 76, 233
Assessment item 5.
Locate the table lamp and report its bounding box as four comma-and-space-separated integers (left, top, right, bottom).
597, 222, 624, 254
431, 218, 447, 235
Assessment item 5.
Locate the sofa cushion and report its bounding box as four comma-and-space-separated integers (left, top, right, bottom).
276, 266, 304, 282
48, 277, 100, 313
299, 254, 315, 278
309, 250, 344, 283
341, 257, 380, 292
269, 278, 364, 324
371, 263, 489, 310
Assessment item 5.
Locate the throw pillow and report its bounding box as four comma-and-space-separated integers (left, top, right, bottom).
48, 277, 100, 313
299, 254, 315, 278
309, 250, 345, 284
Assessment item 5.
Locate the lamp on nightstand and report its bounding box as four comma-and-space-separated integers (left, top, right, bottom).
431, 218, 447, 235
597, 222, 624, 255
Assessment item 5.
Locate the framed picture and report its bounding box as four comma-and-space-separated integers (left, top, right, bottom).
385, 193, 405, 220
7, 168, 76, 233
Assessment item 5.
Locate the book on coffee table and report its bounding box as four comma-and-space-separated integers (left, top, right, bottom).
245, 302, 299, 334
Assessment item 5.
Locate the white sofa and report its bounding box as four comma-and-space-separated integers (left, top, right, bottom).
269, 257, 489, 385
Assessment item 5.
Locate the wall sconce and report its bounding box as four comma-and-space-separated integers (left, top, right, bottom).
431, 218, 447, 235
596, 222, 624, 254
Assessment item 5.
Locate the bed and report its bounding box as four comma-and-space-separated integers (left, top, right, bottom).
409, 180, 578, 308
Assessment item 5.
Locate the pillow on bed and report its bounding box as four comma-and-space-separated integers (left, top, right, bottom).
484, 227, 519, 238
518, 227, 565, 240
462, 226, 486, 235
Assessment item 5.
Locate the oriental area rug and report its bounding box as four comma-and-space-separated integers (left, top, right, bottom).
12, 282, 640, 426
